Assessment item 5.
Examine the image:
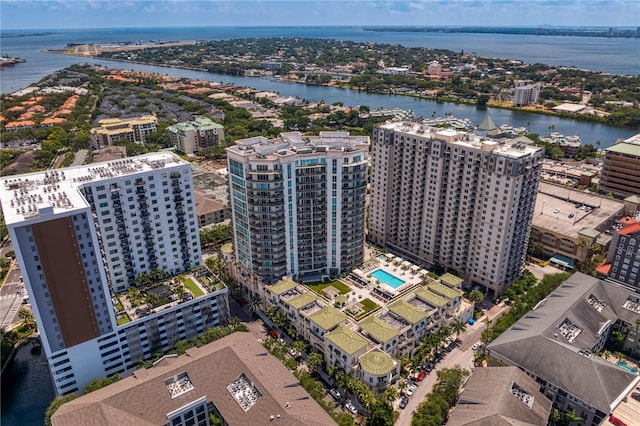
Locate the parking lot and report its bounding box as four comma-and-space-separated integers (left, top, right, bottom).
611, 387, 640, 426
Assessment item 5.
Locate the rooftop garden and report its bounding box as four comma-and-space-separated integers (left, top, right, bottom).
306, 279, 351, 296
112, 266, 226, 323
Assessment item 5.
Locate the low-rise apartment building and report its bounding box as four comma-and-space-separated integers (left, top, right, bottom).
168, 116, 225, 155
488, 273, 640, 426
599, 133, 640, 198
264, 255, 465, 394
90, 115, 158, 148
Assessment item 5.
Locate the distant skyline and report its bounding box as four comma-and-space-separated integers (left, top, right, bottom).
1, 0, 639, 30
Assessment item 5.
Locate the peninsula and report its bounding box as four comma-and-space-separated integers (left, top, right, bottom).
48, 37, 640, 128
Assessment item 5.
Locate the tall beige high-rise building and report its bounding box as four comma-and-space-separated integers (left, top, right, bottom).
368, 121, 544, 296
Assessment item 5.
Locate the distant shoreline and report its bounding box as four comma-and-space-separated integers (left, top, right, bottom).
362, 26, 640, 39
43, 48, 626, 129
1, 32, 58, 38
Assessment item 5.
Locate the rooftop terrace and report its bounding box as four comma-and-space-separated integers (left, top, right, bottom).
227, 131, 369, 160
307, 306, 347, 331
325, 326, 369, 355
378, 121, 541, 159
0, 152, 187, 225
388, 300, 428, 324
113, 268, 225, 325
359, 316, 400, 343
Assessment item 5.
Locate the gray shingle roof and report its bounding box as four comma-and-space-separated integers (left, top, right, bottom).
52, 333, 336, 426
446, 367, 552, 426
488, 273, 639, 414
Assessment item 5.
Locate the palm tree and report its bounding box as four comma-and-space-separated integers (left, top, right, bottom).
438, 326, 453, 347
451, 319, 467, 342
383, 386, 398, 403
292, 340, 307, 354
398, 355, 410, 373
469, 289, 484, 305
228, 316, 241, 329
410, 356, 422, 372
248, 294, 261, 313
335, 371, 348, 395
272, 310, 288, 330
398, 380, 408, 395
17, 308, 33, 328
358, 389, 375, 411
327, 365, 340, 384
306, 352, 324, 375
564, 409, 583, 425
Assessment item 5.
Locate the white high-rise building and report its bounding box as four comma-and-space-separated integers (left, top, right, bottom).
226, 132, 369, 287
513, 82, 541, 106
369, 122, 543, 296
0, 152, 229, 395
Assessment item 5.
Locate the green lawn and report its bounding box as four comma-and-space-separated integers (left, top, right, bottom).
306, 280, 351, 295
184, 278, 205, 297
113, 298, 124, 311
117, 313, 131, 326
360, 298, 378, 313
354, 298, 379, 320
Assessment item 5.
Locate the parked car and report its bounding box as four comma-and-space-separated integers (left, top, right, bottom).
268, 329, 279, 339
631, 392, 640, 402
423, 362, 434, 372
472, 343, 482, 351
399, 396, 409, 409
416, 370, 427, 381
406, 384, 416, 397
345, 402, 358, 414
609, 414, 626, 426
287, 348, 300, 358
330, 388, 342, 401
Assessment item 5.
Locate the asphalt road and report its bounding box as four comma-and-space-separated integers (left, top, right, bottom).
1, 247, 26, 329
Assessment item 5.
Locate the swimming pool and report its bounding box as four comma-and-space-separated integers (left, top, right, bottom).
371, 269, 405, 289
616, 361, 638, 374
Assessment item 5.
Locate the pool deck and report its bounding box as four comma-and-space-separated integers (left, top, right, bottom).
355, 254, 427, 295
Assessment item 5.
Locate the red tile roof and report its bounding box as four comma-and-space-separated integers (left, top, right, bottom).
619, 222, 640, 236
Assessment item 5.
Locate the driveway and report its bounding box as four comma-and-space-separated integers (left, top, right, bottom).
526, 263, 565, 281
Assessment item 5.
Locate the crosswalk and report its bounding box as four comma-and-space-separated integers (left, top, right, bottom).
1, 295, 22, 328
0, 294, 20, 301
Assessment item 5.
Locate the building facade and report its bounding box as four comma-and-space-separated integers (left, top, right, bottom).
598, 133, 640, 198
168, 116, 225, 155
90, 115, 158, 148
368, 122, 543, 296
263, 264, 465, 394
599, 218, 640, 290
0, 153, 229, 396
513, 82, 541, 106
226, 131, 369, 286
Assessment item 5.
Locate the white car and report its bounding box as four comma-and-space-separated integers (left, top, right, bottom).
406, 384, 416, 396
330, 388, 342, 401
345, 402, 358, 414
472, 343, 482, 351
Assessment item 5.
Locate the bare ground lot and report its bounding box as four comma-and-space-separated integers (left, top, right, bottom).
46, 41, 196, 57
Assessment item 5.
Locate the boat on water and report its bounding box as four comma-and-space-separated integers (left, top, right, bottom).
1, 55, 26, 68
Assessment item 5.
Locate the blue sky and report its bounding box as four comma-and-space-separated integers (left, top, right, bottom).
1, 1, 639, 30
